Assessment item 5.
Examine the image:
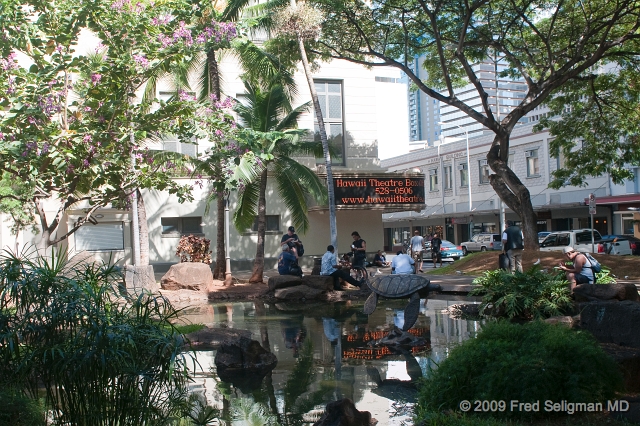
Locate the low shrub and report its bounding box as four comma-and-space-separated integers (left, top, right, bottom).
0, 390, 46, 426
0, 248, 195, 425
415, 321, 623, 420
470, 267, 573, 320
176, 234, 212, 264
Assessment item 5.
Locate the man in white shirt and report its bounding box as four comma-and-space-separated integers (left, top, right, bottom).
321, 245, 362, 289
409, 230, 425, 273
391, 250, 415, 274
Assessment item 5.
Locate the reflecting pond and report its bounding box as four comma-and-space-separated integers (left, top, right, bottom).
180, 297, 480, 425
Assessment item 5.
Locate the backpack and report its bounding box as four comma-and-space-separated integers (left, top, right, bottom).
582, 252, 602, 273
289, 260, 303, 277
297, 243, 304, 257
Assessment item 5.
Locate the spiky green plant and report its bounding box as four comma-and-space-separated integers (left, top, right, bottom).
470, 266, 573, 320
0, 247, 195, 425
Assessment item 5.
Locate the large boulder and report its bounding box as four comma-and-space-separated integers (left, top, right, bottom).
214, 335, 277, 393
313, 398, 376, 426
580, 301, 640, 348
123, 265, 159, 295
184, 327, 252, 350
574, 283, 640, 302
600, 343, 640, 393
160, 262, 213, 291
268, 275, 303, 292
275, 285, 323, 300
303, 275, 334, 291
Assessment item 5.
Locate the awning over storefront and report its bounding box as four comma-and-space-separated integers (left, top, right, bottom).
585, 194, 640, 206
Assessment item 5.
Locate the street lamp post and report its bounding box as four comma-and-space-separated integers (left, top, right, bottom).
439, 122, 473, 239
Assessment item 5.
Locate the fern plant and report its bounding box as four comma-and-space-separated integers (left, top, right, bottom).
470, 266, 573, 320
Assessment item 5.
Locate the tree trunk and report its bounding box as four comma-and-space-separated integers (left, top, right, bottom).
249, 168, 268, 283
207, 48, 227, 279
296, 32, 338, 249
136, 189, 149, 266
487, 138, 539, 251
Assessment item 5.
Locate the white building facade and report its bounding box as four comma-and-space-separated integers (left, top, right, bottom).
381, 123, 640, 250
0, 56, 411, 270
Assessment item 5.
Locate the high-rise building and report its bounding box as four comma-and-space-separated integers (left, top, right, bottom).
407, 55, 530, 146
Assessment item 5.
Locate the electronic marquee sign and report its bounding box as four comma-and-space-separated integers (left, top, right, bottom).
334, 176, 425, 206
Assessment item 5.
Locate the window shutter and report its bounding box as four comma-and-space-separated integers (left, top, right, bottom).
75, 223, 124, 251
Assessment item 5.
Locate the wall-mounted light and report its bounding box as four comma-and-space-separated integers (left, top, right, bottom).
95, 214, 104, 219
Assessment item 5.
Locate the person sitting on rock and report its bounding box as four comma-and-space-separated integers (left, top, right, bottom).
391, 250, 415, 274
278, 244, 301, 276
558, 246, 594, 289
321, 245, 363, 290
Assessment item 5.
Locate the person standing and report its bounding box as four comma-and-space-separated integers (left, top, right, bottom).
351, 231, 367, 268
391, 250, 415, 274
277, 245, 300, 276
321, 245, 363, 290
281, 226, 302, 256
430, 233, 443, 268
502, 220, 524, 273
410, 229, 425, 273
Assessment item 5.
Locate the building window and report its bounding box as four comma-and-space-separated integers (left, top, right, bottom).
161, 217, 203, 236
250, 215, 280, 232
458, 162, 468, 187
443, 164, 452, 190
158, 92, 198, 158
75, 223, 124, 251
526, 149, 540, 176
314, 81, 344, 166
429, 168, 439, 191
479, 160, 491, 184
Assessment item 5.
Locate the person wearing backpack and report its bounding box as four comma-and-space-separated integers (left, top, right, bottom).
558, 246, 595, 289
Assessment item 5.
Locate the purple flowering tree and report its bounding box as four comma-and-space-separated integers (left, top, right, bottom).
0, 0, 240, 250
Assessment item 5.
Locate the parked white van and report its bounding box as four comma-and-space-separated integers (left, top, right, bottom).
539, 229, 633, 255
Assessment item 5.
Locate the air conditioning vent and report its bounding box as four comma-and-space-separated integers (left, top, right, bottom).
525, 150, 534, 158
457, 164, 466, 170
479, 160, 488, 166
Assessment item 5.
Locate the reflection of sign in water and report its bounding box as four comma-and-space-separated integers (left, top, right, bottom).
335, 177, 425, 206
342, 327, 431, 359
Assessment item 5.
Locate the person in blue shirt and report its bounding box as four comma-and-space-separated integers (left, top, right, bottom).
391, 250, 415, 274
278, 245, 300, 276
321, 245, 362, 290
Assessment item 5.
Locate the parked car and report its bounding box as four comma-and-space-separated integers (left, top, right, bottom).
601, 235, 640, 255
539, 229, 633, 255
460, 233, 502, 256
425, 240, 464, 261
537, 231, 551, 244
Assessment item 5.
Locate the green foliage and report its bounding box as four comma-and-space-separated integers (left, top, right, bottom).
416, 321, 624, 420
0, 389, 46, 426
0, 248, 195, 425
0, 0, 240, 247
537, 65, 640, 189
232, 76, 327, 234
470, 267, 573, 320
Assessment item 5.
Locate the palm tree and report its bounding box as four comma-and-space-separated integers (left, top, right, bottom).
233, 77, 327, 283
226, 0, 339, 251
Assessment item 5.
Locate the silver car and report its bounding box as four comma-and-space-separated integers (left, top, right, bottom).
461, 233, 503, 256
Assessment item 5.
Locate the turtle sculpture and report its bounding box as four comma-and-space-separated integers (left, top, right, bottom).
363, 275, 442, 331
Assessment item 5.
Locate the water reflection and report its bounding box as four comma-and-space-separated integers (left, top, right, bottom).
183, 298, 480, 425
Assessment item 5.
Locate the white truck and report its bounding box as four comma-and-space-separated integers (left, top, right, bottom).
539, 229, 633, 255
